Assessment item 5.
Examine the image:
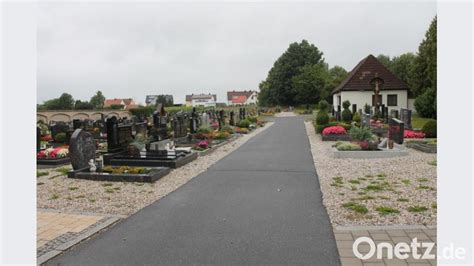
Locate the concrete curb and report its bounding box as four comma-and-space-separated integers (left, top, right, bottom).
334, 224, 437, 231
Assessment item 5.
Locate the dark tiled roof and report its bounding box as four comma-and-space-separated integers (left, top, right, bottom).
227, 90, 255, 101
332, 54, 409, 94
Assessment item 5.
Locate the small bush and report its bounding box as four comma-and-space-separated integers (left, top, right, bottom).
337, 143, 361, 151
414, 87, 437, 118
318, 100, 329, 112
421, 119, 437, 138
349, 126, 373, 141
407, 206, 428, 212
54, 132, 67, 143
247, 116, 258, 123
352, 112, 361, 123
342, 100, 351, 109
221, 125, 234, 134
342, 109, 352, 123
237, 119, 251, 128
315, 111, 329, 125
197, 127, 213, 134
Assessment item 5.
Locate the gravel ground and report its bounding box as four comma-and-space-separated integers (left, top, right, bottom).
305, 121, 437, 226
37, 123, 273, 216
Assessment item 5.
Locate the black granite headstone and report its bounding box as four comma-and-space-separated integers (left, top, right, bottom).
400, 108, 412, 129
389, 118, 404, 144
336, 105, 341, 121
390, 110, 399, 119
37, 127, 41, 152
69, 129, 96, 170
229, 111, 235, 126
352, 104, 357, 114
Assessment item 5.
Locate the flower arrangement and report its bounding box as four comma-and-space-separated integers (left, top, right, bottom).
40, 135, 53, 142
322, 126, 347, 135
404, 130, 425, 139
235, 127, 249, 134
210, 121, 219, 129
37, 147, 69, 159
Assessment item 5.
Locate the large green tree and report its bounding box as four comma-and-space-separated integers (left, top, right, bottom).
377, 53, 417, 96
292, 64, 330, 105
41, 93, 75, 110
90, 91, 106, 109
259, 40, 325, 106
412, 16, 437, 98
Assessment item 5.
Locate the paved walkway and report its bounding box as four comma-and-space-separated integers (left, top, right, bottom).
46, 117, 340, 265
37, 210, 121, 264
334, 226, 437, 266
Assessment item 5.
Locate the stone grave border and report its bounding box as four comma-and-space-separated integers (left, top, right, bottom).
67, 166, 171, 183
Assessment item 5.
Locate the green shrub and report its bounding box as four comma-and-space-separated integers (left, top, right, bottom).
352, 112, 361, 123
342, 100, 351, 109
337, 143, 361, 151
318, 100, 329, 112
414, 87, 437, 118
364, 104, 371, 114
54, 132, 67, 143
342, 109, 352, 123
237, 119, 251, 128
342, 202, 368, 214
349, 126, 373, 141
315, 111, 329, 125
247, 116, 258, 123
221, 125, 234, 134
421, 119, 437, 138
197, 127, 213, 134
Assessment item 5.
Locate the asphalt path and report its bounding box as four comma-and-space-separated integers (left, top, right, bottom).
46, 117, 340, 265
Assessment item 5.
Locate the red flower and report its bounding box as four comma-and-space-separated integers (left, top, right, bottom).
322, 126, 347, 135
40, 135, 52, 141
404, 130, 425, 139
37, 150, 46, 158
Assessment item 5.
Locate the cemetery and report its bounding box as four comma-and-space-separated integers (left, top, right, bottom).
37, 104, 269, 186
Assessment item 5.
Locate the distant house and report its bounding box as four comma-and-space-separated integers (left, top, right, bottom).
331, 55, 410, 113
103, 98, 137, 110
145, 95, 174, 106
227, 90, 258, 105
185, 94, 217, 107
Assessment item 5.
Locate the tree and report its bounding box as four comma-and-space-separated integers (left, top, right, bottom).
259, 40, 325, 106
58, 93, 74, 109
390, 53, 416, 90
411, 16, 437, 98
155, 95, 173, 107
74, 100, 94, 110
414, 87, 436, 119
90, 91, 106, 109
377, 54, 392, 69
292, 64, 331, 105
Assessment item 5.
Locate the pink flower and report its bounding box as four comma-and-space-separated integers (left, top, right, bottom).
322, 126, 347, 135
197, 140, 209, 149
404, 130, 425, 138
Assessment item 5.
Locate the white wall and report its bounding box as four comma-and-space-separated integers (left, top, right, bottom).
333, 90, 408, 112
407, 98, 416, 113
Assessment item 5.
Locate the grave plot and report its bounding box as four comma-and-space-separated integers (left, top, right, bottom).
103, 107, 197, 168
67, 128, 170, 183
37, 125, 71, 166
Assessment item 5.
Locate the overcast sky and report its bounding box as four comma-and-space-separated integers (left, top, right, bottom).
38, 1, 436, 105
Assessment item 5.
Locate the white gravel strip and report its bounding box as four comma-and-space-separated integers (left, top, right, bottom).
275, 111, 297, 117
305, 121, 437, 227
37, 123, 273, 216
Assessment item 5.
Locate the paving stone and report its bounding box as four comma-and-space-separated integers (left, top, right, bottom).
336, 233, 354, 240
371, 233, 392, 241
341, 257, 363, 266
390, 236, 412, 243
338, 240, 356, 249
352, 230, 371, 237
422, 229, 436, 237
387, 230, 408, 237
339, 248, 358, 258
384, 258, 408, 266
406, 232, 431, 241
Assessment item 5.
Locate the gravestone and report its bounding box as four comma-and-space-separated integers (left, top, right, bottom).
37, 127, 41, 152
106, 117, 133, 153
219, 110, 225, 126
239, 108, 244, 120
390, 110, 399, 119
190, 108, 198, 134
50, 122, 70, 141
242, 108, 246, 119
400, 108, 412, 129
336, 105, 341, 121
73, 119, 83, 130
172, 113, 188, 138
331, 108, 335, 117
69, 129, 96, 170
352, 104, 357, 114
152, 106, 168, 140
381, 104, 386, 118
229, 111, 235, 126
384, 106, 389, 123
201, 112, 210, 128
389, 118, 405, 144
361, 113, 371, 128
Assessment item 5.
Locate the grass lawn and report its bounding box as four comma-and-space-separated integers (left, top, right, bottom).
411, 114, 434, 129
